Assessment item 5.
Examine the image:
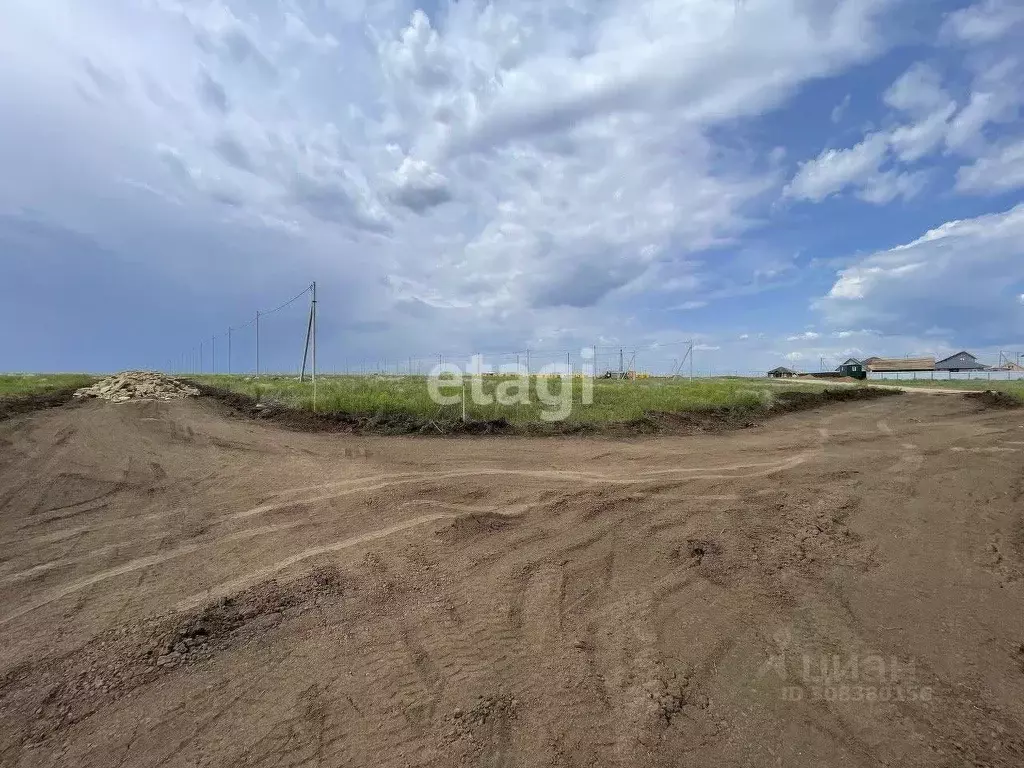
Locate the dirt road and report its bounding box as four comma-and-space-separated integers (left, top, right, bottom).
1, 395, 1023, 767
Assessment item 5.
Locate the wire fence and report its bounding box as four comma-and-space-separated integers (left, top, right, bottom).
168, 284, 315, 377
163, 285, 705, 381
162, 283, 1022, 385
867, 370, 1024, 382
320, 341, 699, 378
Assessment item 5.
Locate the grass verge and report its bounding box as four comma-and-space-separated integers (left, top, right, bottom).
0, 374, 99, 422
191, 375, 901, 435
0, 374, 98, 397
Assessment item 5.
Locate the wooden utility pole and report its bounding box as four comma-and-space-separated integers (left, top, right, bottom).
300, 287, 314, 383
311, 283, 317, 409
312, 282, 317, 410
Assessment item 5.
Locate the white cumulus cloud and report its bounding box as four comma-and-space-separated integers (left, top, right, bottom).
817, 204, 1024, 341
785, 23, 1024, 205
941, 0, 1024, 45
956, 136, 1024, 194
784, 133, 891, 202
883, 62, 951, 116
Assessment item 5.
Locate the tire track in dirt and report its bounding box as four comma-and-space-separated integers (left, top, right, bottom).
4, 479, 745, 627
461, 479, 735, 764
231, 456, 813, 523
0, 522, 308, 627
12, 509, 173, 541
0, 533, 169, 586
259, 459, 804, 502
516, 565, 591, 766
878, 415, 925, 477
173, 509, 530, 614
952, 446, 1020, 454
400, 500, 533, 516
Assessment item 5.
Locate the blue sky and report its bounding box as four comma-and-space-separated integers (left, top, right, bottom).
1, 0, 1022, 375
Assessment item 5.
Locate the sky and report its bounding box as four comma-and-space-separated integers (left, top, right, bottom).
1, 0, 1023, 375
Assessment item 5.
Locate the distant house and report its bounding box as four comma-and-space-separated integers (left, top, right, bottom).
864, 357, 935, 373
767, 366, 797, 378
836, 358, 867, 380
935, 351, 987, 372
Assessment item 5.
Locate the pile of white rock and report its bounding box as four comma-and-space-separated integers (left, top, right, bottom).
73, 371, 201, 404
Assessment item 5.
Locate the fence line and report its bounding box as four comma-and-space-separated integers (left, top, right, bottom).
165, 301, 701, 379
322, 341, 697, 378
163, 295, 1021, 383
168, 283, 316, 380
868, 370, 1024, 382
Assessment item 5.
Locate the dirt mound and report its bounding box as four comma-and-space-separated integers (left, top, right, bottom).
74, 372, 200, 404
965, 390, 1023, 409
770, 385, 898, 412
0, 566, 349, 748
637, 410, 760, 434
0, 388, 82, 422
151, 565, 346, 669
437, 509, 527, 543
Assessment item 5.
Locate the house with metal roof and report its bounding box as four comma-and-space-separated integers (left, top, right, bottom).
835, 358, 867, 379
864, 357, 935, 373
935, 351, 987, 372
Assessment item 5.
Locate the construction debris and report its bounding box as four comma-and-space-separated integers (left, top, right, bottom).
73, 372, 200, 404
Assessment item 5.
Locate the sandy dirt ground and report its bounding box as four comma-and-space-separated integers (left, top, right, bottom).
1, 395, 1023, 767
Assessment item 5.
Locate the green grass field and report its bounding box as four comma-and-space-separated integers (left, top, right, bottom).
192, 374, 821, 424
0, 372, 909, 425
0, 374, 98, 397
